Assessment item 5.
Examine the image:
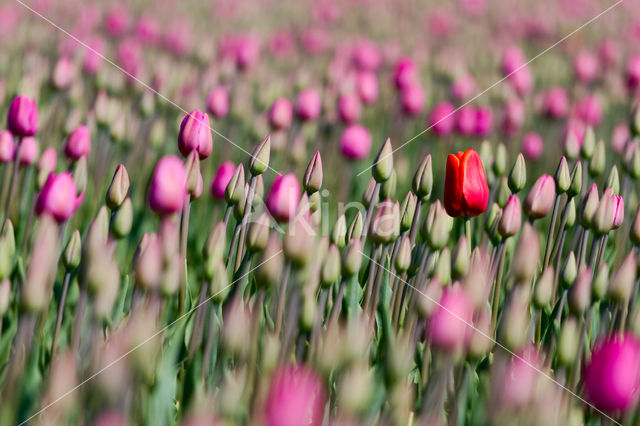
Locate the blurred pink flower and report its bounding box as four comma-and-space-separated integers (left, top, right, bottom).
573, 94, 602, 127
356, 71, 379, 105
65, 125, 91, 160
626, 54, 640, 92
269, 30, 295, 56
427, 286, 474, 352
501, 345, 543, 408
573, 50, 600, 84
266, 173, 301, 222
296, 89, 322, 122
35, 172, 80, 222
500, 98, 525, 137
164, 22, 192, 56
340, 124, 372, 160
521, 132, 543, 160
52, 56, 74, 90
400, 83, 425, 117
149, 155, 187, 215
611, 123, 630, 154
269, 98, 294, 130
456, 105, 476, 136
393, 57, 418, 90
18, 136, 39, 166
0, 130, 15, 163
475, 106, 493, 138
135, 15, 160, 46
7, 95, 38, 137
541, 86, 569, 119
450, 74, 476, 102
178, 110, 213, 159
302, 28, 331, 55
117, 39, 144, 79
210, 162, 236, 200
206, 87, 230, 119
105, 6, 130, 38
352, 39, 382, 71
83, 36, 106, 75
428, 101, 456, 137
338, 93, 362, 124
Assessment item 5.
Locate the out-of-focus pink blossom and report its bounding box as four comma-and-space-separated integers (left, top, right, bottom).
0, 130, 15, 163
508, 66, 532, 96
269, 98, 294, 130
521, 132, 544, 160
269, 30, 295, 56
352, 40, 382, 71
500, 346, 543, 408
206, 87, 229, 119
611, 123, 630, 154
7, 95, 38, 137
83, 36, 106, 75
426, 9, 458, 38
456, 105, 476, 136
573, 50, 600, 84
450, 74, 476, 101
38, 147, 57, 175
574, 94, 602, 127
105, 6, 130, 37
427, 286, 474, 352
178, 110, 213, 159
500, 98, 525, 137
117, 39, 143, 79
164, 22, 192, 56
149, 155, 187, 215
501, 46, 527, 75
210, 162, 236, 200
337, 93, 362, 124
65, 125, 91, 160
135, 15, 160, 45
264, 364, 325, 426
301, 28, 331, 55
266, 173, 301, 222
428, 101, 456, 137
475, 106, 493, 138
541, 87, 569, 119
458, 0, 486, 17
35, 172, 79, 222
52, 56, 74, 90
340, 124, 371, 160
598, 39, 620, 68
400, 83, 425, 117
393, 57, 418, 90
356, 71, 378, 105
18, 136, 39, 165
295, 89, 322, 122
626, 55, 640, 92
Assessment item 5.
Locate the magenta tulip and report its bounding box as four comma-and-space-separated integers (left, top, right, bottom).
269, 98, 294, 130
0, 130, 15, 163
65, 125, 91, 160
521, 132, 544, 161
428, 101, 456, 137
264, 365, 325, 426
427, 286, 474, 352
18, 136, 39, 166
340, 124, 372, 160
178, 110, 213, 159
337, 93, 362, 124
266, 173, 301, 222
149, 155, 187, 215
7, 95, 38, 137
206, 87, 230, 119
210, 161, 236, 200
295, 89, 322, 122
35, 172, 79, 222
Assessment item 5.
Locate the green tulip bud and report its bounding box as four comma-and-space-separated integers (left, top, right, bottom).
395, 236, 412, 273
225, 164, 245, 205
606, 165, 620, 194
72, 156, 88, 196
321, 244, 341, 286
493, 143, 508, 177
580, 184, 599, 228
564, 197, 576, 227
255, 235, 283, 289
111, 197, 133, 239
331, 215, 347, 248
249, 135, 271, 176
303, 151, 323, 193
626, 143, 640, 180
557, 317, 580, 367
592, 263, 609, 301
630, 105, 640, 137
380, 169, 397, 199
555, 156, 571, 194
62, 229, 82, 270
581, 127, 596, 159
533, 266, 554, 308
106, 164, 130, 210
247, 212, 271, 253
412, 154, 433, 199
425, 201, 453, 251
342, 238, 363, 277
399, 192, 417, 233
589, 140, 605, 177
362, 178, 377, 208
434, 247, 451, 284
568, 161, 582, 198
568, 267, 591, 316
560, 251, 577, 289
631, 207, 640, 245
508, 153, 526, 193
452, 235, 470, 279
346, 211, 363, 241
496, 176, 511, 208
564, 130, 581, 160
607, 252, 637, 304
511, 223, 540, 282
372, 138, 393, 182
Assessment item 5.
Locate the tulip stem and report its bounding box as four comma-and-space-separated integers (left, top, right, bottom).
464, 217, 472, 251
409, 199, 422, 245
543, 195, 561, 270
327, 278, 346, 326
178, 197, 192, 316
362, 182, 380, 241
51, 270, 72, 359
222, 204, 232, 225
1, 137, 21, 218
187, 280, 210, 360
72, 285, 88, 354
235, 176, 257, 272
491, 241, 506, 332
274, 261, 291, 335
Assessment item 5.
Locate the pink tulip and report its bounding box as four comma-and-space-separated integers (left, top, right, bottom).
508, 66, 532, 96
52, 56, 74, 90
598, 39, 620, 68
18, 136, 39, 166
269, 98, 294, 130
521, 132, 543, 160
427, 286, 474, 352
117, 39, 143, 79
38, 147, 57, 176
501, 46, 527, 75
0, 130, 15, 163
456, 105, 476, 136
524, 174, 556, 219
584, 334, 640, 413
611, 123, 630, 154
7, 95, 38, 137
295, 89, 322, 122
210, 162, 236, 199
475, 106, 493, 137
626, 54, 640, 92
356, 71, 379, 105
393, 57, 418, 90
83, 36, 106, 75
400, 83, 425, 116
105, 6, 130, 37
574, 94, 602, 127
340, 124, 372, 160
541, 87, 569, 119
501, 346, 543, 408
35, 172, 79, 222
573, 50, 600, 84
235, 34, 261, 70
164, 22, 192, 56
337, 93, 362, 124
266, 173, 301, 222
264, 365, 325, 426
135, 15, 160, 45
206, 87, 230, 119
450, 74, 476, 101
500, 98, 525, 137
65, 125, 91, 160
178, 110, 213, 159
428, 101, 456, 137
352, 40, 382, 71
149, 155, 187, 215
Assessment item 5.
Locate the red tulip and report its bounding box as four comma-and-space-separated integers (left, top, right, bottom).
444, 148, 489, 218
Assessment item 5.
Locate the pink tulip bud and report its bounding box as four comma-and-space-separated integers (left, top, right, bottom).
352, 40, 382, 71
393, 57, 418, 90
18, 136, 39, 166
498, 194, 522, 237
501, 46, 527, 75
134, 15, 160, 45
117, 39, 143, 78
500, 98, 525, 137
52, 56, 74, 90
38, 147, 57, 175
266, 173, 301, 222
574, 94, 602, 127
295, 89, 322, 122
474, 106, 493, 138
64, 125, 91, 160
35, 172, 79, 222
541, 86, 569, 119
584, 334, 640, 413
0, 130, 15, 163
521, 131, 543, 160
508, 66, 532, 96
450, 74, 476, 101
612, 192, 624, 229
524, 174, 556, 219
337, 93, 362, 124
573, 50, 600, 84
105, 6, 130, 37
456, 105, 476, 136
83, 37, 105, 75
427, 286, 474, 352
164, 22, 192, 56
598, 39, 620, 68
149, 155, 187, 215
178, 110, 213, 159
611, 123, 630, 154
268, 30, 295, 56
210, 161, 236, 200
626, 55, 640, 92
7, 95, 38, 137
269, 97, 293, 130
500, 346, 543, 408
400, 83, 425, 116
206, 86, 229, 119
264, 365, 325, 426
356, 70, 378, 105
234, 34, 261, 70
428, 101, 456, 137
340, 124, 372, 160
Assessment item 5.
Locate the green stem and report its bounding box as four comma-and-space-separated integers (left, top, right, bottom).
543, 195, 561, 270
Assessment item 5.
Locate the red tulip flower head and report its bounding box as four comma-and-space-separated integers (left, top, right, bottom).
444, 149, 489, 218
178, 110, 213, 159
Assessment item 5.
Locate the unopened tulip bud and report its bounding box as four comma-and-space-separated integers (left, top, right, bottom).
555, 157, 571, 194
606, 166, 620, 194
560, 251, 577, 289
0, 131, 15, 163
109, 113, 126, 143
557, 317, 580, 367
209, 260, 230, 303
452, 235, 470, 278
362, 178, 377, 208
343, 238, 363, 277
7, 95, 38, 137
23, 216, 58, 312
36, 148, 57, 189
372, 138, 393, 183
369, 199, 396, 244
395, 236, 411, 273
608, 252, 636, 304
428, 286, 473, 351
0, 278, 9, 316
178, 110, 213, 159
233, 184, 249, 221
303, 151, 323, 194
498, 194, 521, 237
496, 176, 510, 208
250, 135, 271, 176
346, 212, 363, 241
284, 212, 317, 268
426, 201, 453, 251
161, 254, 182, 296
62, 230, 82, 270
36, 172, 81, 223
416, 277, 443, 319
106, 164, 130, 210
626, 144, 640, 180
564, 130, 581, 160
564, 198, 577, 227
321, 244, 341, 286
511, 223, 540, 282
185, 151, 201, 196
508, 153, 526, 193
484, 203, 502, 234
589, 141, 605, 177
500, 286, 530, 351
580, 184, 599, 227
568, 161, 582, 197
111, 197, 133, 239
581, 127, 596, 159
593, 188, 621, 234
400, 192, 417, 232
266, 173, 301, 223
380, 169, 397, 199
0, 229, 15, 280
92, 258, 120, 320
524, 174, 556, 219
434, 248, 451, 284
72, 156, 87, 196
533, 266, 554, 308
631, 207, 640, 245
247, 212, 271, 252
255, 235, 283, 288
331, 215, 347, 248
568, 267, 591, 316
412, 155, 433, 199
469, 310, 493, 359
493, 143, 507, 177
18, 137, 39, 166
65, 125, 91, 161
592, 263, 609, 301
225, 164, 245, 205
149, 155, 187, 215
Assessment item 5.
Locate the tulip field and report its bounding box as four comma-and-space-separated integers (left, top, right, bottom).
3, 0, 640, 424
